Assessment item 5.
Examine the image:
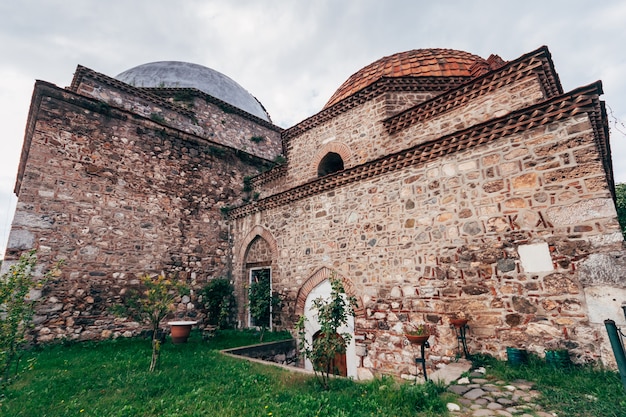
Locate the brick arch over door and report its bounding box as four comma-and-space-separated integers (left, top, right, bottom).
295, 267, 363, 317
235, 225, 278, 266
310, 142, 352, 177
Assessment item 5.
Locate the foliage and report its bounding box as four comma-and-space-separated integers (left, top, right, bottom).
0, 250, 62, 388
472, 353, 626, 417
615, 183, 626, 238
404, 322, 436, 336
273, 154, 287, 165
248, 269, 281, 342
249, 135, 265, 143
296, 275, 356, 390
111, 273, 187, 371
0, 332, 453, 417
243, 175, 253, 192
149, 112, 166, 124
200, 278, 236, 329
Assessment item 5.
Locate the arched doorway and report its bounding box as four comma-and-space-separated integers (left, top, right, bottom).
242, 235, 275, 329
301, 278, 357, 378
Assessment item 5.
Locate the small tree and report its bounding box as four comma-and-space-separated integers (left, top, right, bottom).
248, 268, 280, 342
295, 275, 356, 390
200, 277, 236, 329
0, 250, 62, 387
113, 273, 187, 372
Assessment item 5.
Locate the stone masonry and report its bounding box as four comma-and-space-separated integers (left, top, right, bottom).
4, 46, 625, 380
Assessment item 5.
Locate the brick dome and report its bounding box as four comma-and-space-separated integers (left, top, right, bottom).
324, 49, 488, 109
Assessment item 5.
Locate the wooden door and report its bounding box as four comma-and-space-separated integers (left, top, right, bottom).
313, 331, 347, 377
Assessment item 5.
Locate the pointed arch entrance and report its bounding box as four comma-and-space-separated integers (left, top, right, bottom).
237, 226, 278, 329
297, 268, 359, 379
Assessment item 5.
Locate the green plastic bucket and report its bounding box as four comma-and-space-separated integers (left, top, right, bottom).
506, 347, 528, 366
545, 349, 570, 368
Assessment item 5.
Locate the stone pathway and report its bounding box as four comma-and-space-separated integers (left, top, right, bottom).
444, 367, 557, 417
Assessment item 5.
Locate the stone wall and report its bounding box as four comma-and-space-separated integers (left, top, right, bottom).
233, 110, 624, 377
281, 73, 546, 193
73, 70, 283, 161
6, 82, 271, 341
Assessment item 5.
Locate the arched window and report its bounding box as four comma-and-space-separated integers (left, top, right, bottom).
317, 152, 344, 177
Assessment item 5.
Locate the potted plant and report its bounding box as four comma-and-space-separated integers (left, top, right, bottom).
404, 323, 434, 345
449, 312, 469, 328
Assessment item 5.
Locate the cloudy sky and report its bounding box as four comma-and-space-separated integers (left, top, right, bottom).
1, 0, 625, 256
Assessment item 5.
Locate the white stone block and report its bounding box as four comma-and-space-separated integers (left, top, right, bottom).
518, 242, 553, 273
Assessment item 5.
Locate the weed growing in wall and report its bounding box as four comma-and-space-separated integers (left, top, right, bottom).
150, 113, 166, 124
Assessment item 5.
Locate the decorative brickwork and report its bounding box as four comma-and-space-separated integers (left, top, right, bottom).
311, 142, 353, 177
294, 267, 363, 318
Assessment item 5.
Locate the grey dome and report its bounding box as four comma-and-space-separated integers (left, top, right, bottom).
115, 61, 269, 121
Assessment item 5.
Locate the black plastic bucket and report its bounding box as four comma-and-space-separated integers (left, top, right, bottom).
545, 349, 570, 368
506, 347, 528, 366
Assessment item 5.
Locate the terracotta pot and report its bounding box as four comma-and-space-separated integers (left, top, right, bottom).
405, 334, 430, 345
168, 321, 197, 344
450, 318, 469, 328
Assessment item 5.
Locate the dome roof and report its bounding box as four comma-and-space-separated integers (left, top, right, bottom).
324, 48, 488, 109
115, 61, 270, 121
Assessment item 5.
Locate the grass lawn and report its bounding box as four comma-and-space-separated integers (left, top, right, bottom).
0, 330, 449, 417
473, 354, 626, 417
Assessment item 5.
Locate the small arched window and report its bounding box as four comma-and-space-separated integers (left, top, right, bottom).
317, 152, 344, 177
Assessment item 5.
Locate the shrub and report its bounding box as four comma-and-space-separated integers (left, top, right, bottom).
0, 250, 62, 387
111, 273, 187, 371
200, 278, 236, 329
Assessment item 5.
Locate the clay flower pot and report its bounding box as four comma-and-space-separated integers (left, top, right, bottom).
405, 334, 430, 345
168, 321, 197, 344
450, 318, 469, 328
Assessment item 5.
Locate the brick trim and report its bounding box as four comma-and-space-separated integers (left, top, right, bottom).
294, 267, 363, 318
229, 82, 605, 220
383, 50, 560, 134
281, 46, 561, 144
310, 142, 353, 175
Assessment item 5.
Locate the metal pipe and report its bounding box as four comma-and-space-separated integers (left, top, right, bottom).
604, 319, 626, 393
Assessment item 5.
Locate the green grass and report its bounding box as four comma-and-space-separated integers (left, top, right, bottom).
473, 354, 626, 417
0, 330, 448, 417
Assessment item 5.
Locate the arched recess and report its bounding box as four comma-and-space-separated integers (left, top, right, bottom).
311, 142, 352, 178
235, 225, 278, 266
235, 226, 279, 328
296, 267, 362, 379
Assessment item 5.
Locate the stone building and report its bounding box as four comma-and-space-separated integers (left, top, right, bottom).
4, 46, 626, 379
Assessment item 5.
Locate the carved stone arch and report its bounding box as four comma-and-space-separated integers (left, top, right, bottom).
311, 142, 352, 177
295, 267, 362, 317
